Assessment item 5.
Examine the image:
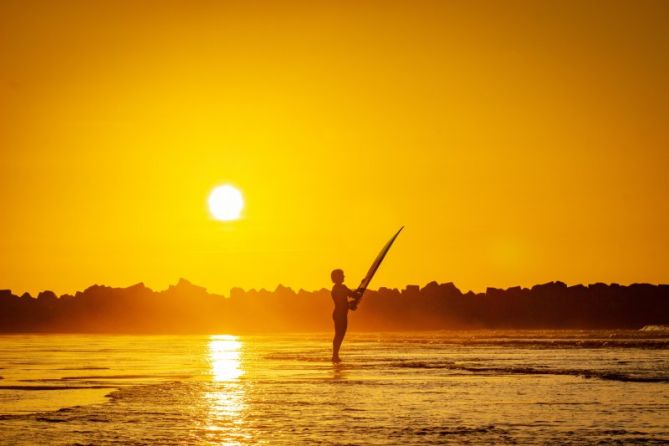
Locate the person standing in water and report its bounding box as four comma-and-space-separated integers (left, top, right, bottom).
330, 269, 360, 363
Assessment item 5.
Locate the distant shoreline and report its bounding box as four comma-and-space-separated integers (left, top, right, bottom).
2, 279, 668, 333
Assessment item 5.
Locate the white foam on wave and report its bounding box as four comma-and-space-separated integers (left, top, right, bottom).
640, 325, 669, 332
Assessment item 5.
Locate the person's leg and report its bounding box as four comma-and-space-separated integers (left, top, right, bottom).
332, 316, 347, 362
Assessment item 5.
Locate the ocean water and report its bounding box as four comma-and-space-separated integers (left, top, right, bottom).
0, 331, 667, 445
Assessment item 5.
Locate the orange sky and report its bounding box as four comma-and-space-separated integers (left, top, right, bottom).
1, 0, 668, 296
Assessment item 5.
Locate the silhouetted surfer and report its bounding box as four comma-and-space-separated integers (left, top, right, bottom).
330, 269, 360, 363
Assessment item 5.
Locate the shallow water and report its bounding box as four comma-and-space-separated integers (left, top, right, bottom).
0, 331, 668, 445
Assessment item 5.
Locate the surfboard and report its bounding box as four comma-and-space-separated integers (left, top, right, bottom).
350, 226, 404, 310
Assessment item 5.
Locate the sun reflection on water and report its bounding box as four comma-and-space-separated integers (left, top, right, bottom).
205, 335, 249, 444
209, 335, 244, 382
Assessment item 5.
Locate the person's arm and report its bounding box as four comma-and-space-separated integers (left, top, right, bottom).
345, 285, 362, 299
346, 286, 363, 310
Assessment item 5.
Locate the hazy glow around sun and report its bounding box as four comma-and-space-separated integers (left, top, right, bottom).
208, 185, 244, 221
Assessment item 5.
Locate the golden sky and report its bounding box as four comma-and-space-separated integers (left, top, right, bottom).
1, 0, 668, 296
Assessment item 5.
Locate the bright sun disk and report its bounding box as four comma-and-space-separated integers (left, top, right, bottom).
208, 185, 244, 221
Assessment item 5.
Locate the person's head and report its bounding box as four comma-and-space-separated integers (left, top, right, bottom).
331, 269, 344, 284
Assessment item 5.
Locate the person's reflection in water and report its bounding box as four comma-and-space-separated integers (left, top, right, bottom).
331, 362, 346, 381
330, 269, 361, 363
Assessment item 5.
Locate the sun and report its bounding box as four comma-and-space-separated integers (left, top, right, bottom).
208, 185, 244, 221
